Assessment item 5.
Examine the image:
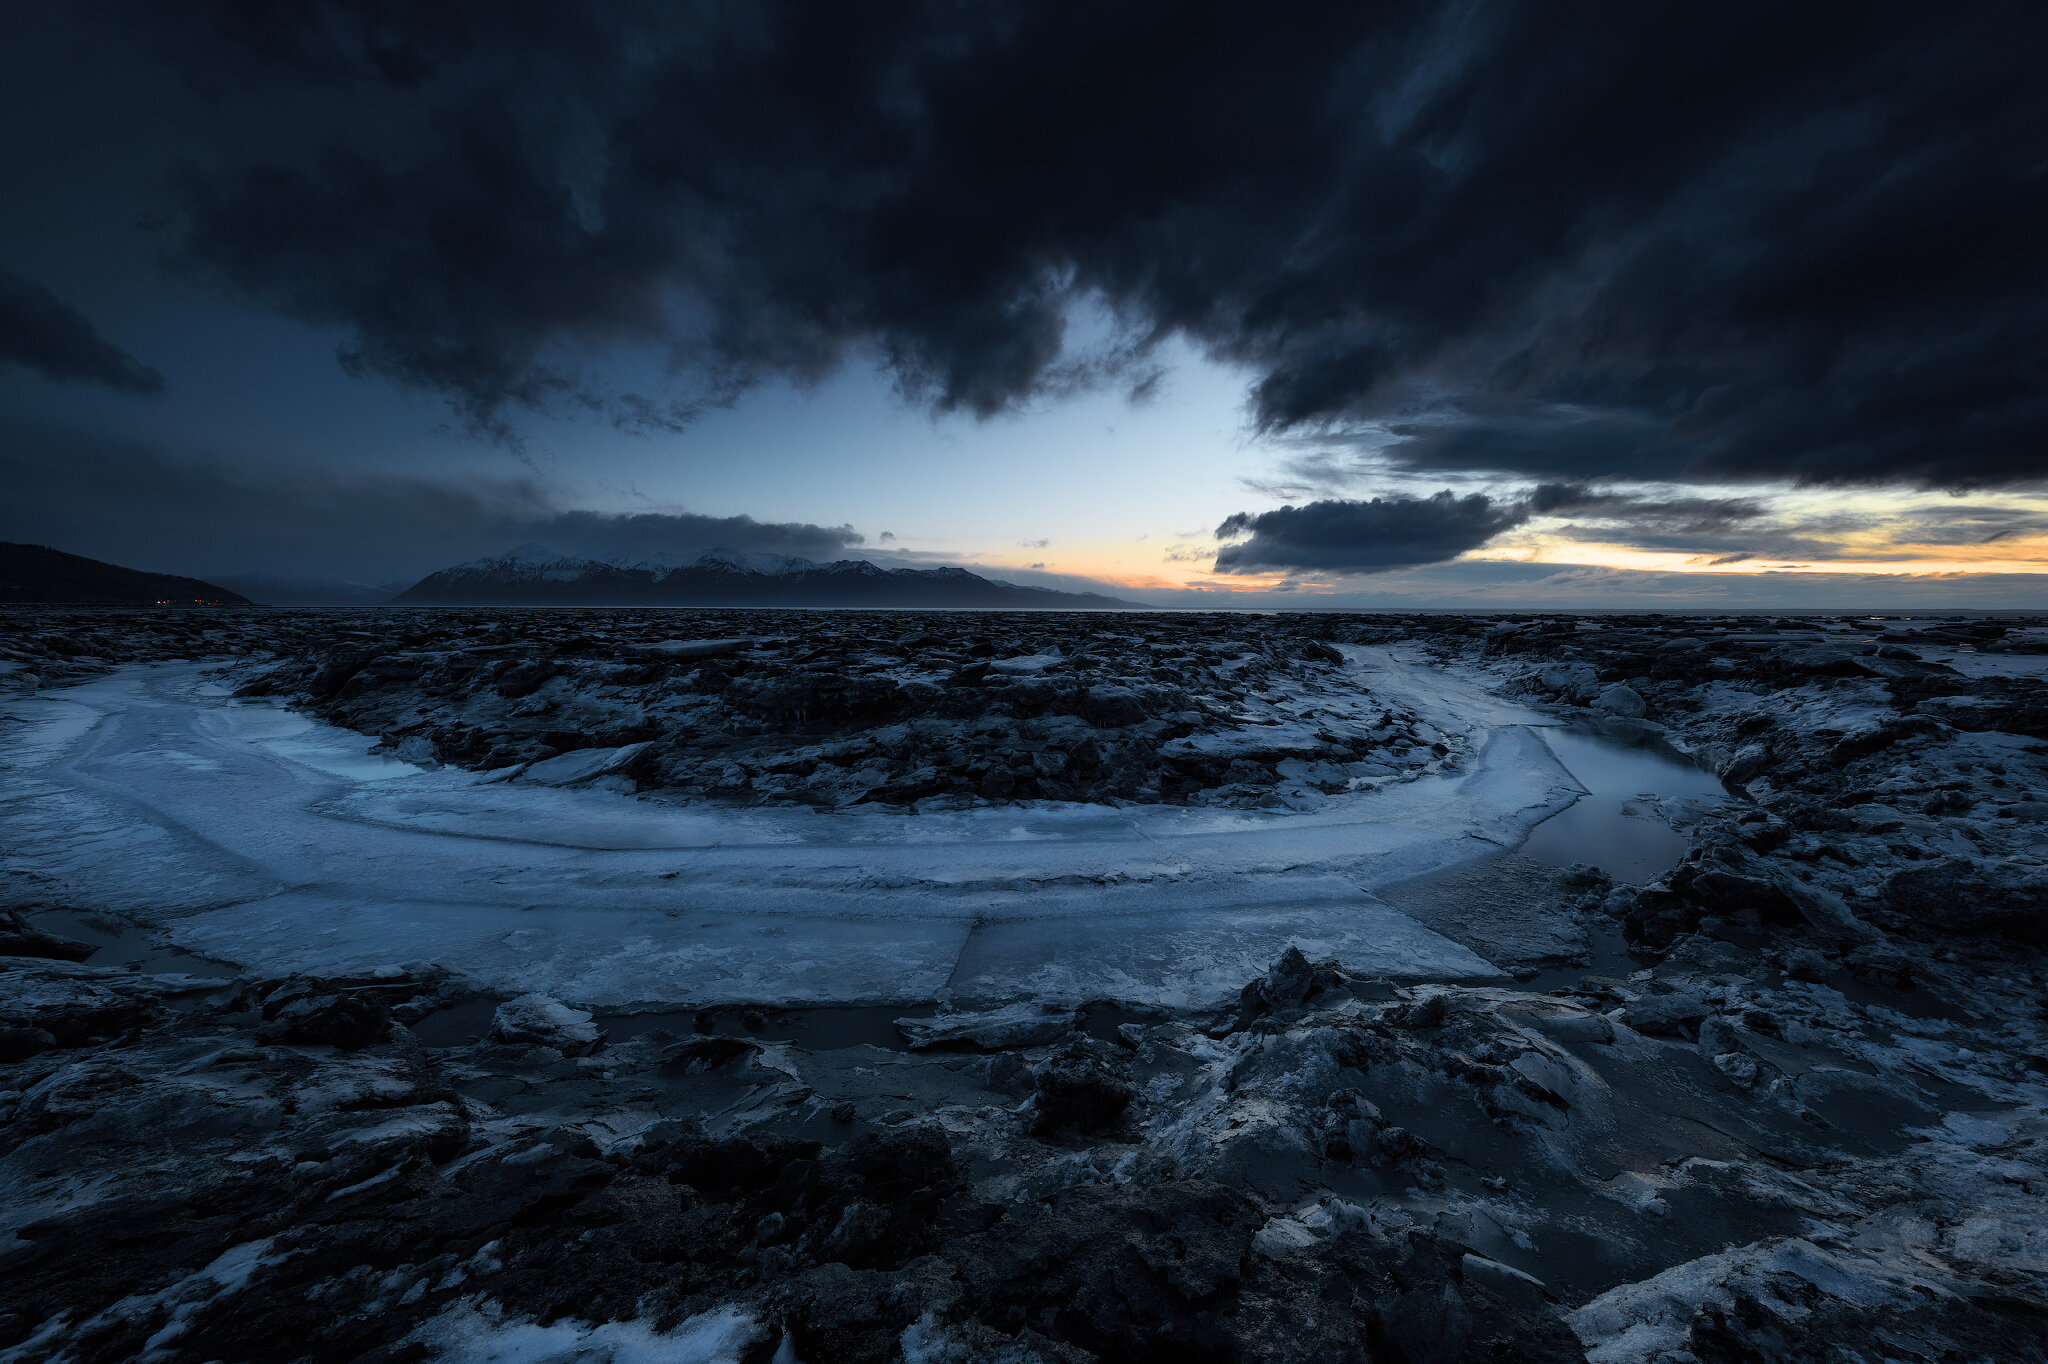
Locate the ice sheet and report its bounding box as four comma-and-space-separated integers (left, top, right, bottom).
0, 661, 1588, 1007
1931, 649, 2048, 680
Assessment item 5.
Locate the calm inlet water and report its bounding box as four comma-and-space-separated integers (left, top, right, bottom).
1519, 724, 1732, 885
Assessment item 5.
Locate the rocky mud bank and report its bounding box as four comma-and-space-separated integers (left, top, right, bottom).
4, 926, 2045, 1362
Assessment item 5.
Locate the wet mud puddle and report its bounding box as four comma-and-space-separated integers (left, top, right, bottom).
26, 909, 240, 979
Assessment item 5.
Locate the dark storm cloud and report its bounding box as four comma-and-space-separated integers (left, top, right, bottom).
0, 421, 862, 581
1213, 493, 1526, 575
0, 269, 163, 393
103, 2, 2048, 482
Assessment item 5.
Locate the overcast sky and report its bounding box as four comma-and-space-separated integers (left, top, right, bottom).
4, 3, 2046, 607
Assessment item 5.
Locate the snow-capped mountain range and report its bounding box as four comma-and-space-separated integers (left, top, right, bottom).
391, 544, 1147, 608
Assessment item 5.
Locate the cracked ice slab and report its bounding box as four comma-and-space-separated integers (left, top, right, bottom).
945, 874, 1499, 1009
167, 888, 977, 1008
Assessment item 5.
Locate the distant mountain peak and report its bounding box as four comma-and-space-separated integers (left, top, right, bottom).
484, 545, 831, 579
674, 547, 822, 576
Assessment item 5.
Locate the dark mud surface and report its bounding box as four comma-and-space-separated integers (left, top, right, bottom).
5, 607, 2048, 1362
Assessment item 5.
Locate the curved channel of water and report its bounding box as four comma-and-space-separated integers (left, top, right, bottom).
9, 665, 1730, 1010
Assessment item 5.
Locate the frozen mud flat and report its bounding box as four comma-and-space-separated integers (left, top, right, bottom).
4, 607, 2048, 1363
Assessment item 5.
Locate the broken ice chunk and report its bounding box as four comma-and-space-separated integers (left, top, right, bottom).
518, 742, 651, 786
895, 1002, 1078, 1050
490, 993, 604, 1054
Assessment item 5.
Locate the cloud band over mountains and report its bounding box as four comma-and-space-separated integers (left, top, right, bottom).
110, 1, 2047, 486
521, 511, 861, 565
0, 421, 863, 582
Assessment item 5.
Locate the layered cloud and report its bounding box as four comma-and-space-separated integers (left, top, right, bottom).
95, 1, 2043, 484
1513, 483, 1845, 560
1206, 484, 1783, 578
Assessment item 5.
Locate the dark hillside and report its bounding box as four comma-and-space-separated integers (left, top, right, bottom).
0, 542, 252, 605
